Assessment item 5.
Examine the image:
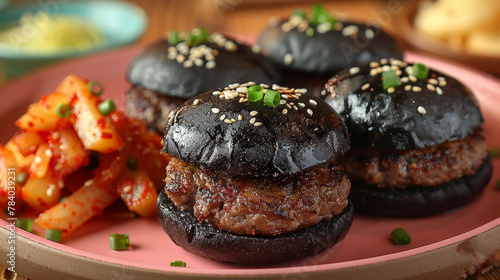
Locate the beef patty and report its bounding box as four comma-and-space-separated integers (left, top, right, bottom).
342, 129, 487, 189
164, 157, 350, 236
125, 86, 186, 132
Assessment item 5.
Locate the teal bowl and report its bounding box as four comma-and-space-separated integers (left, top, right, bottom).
0, 1, 147, 77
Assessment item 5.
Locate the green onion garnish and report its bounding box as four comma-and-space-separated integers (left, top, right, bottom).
310, 3, 336, 26
413, 63, 429, 80
87, 81, 104, 96
489, 147, 500, 158
247, 85, 264, 102
306, 27, 314, 37
126, 156, 139, 171
45, 229, 63, 243
168, 30, 180, 46
382, 70, 400, 90
391, 228, 411, 245
191, 27, 209, 45
264, 90, 280, 107
98, 99, 116, 116
109, 233, 130, 250
292, 9, 306, 19
170, 260, 187, 267
184, 32, 194, 46
16, 219, 33, 232
16, 171, 27, 184
56, 103, 71, 118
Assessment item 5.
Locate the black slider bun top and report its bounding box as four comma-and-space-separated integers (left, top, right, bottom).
324, 59, 483, 150
127, 33, 280, 99
163, 82, 349, 176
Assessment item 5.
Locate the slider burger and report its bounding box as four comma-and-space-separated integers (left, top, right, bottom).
157, 82, 353, 264
323, 59, 493, 217
255, 4, 403, 97
126, 28, 280, 132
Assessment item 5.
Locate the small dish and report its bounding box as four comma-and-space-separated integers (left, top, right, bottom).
0, 0, 147, 77
396, 0, 500, 76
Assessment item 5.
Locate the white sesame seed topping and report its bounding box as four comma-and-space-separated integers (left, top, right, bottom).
365, 29, 375, 40
309, 99, 317, 106
370, 61, 380, 68
437, 76, 446, 81
45, 149, 53, 158
298, 102, 305, 107
391, 65, 399, 71
387, 87, 395, 93
224, 41, 237, 51
436, 87, 443, 95
370, 69, 378, 76
396, 70, 403, 76
211, 108, 220, 113
298, 20, 309, 32
361, 83, 370, 90
220, 114, 226, 120
236, 87, 248, 93
176, 54, 185, 63
260, 83, 269, 89
213, 91, 221, 95
382, 65, 391, 72
293, 105, 298, 110
439, 80, 447, 87
183, 60, 193, 68
342, 25, 359, 37
168, 46, 177, 53
429, 78, 438, 85
286, 103, 291, 109
307, 109, 313, 115
230, 118, 235, 123
417, 106, 427, 115
284, 53, 294, 66
427, 84, 436, 91
251, 44, 261, 53
317, 22, 332, 33
250, 117, 256, 124
349, 67, 360, 75
282, 109, 288, 114
400, 77, 409, 83
281, 22, 293, 32
279, 99, 286, 105
413, 86, 422, 92
223, 119, 231, 124
250, 111, 258, 116
168, 52, 177, 60
239, 97, 245, 103
193, 99, 200, 105
380, 58, 388, 65
229, 83, 240, 89
238, 115, 243, 121
295, 88, 308, 94
254, 122, 263, 127
405, 66, 414, 75
334, 22, 343, 31
409, 75, 417, 82
404, 85, 412, 91
194, 58, 204, 67
206, 61, 216, 69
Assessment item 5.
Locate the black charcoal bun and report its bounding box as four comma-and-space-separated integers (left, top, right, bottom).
157, 190, 354, 265
350, 157, 493, 217
256, 19, 403, 74
163, 84, 349, 176
324, 60, 484, 150
127, 34, 280, 99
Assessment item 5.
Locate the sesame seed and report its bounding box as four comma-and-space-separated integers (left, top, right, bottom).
437, 76, 446, 81
45, 149, 53, 158
409, 75, 417, 82
298, 20, 309, 32
193, 99, 200, 105
365, 29, 375, 40
391, 65, 399, 70
436, 87, 443, 95
413, 86, 422, 92
380, 58, 388, 65
251, 44, 261, 53
396, 70, 403, 76
298, 102, 305, 107
224, 119, 232, 124
317, 22, 332, 33
279, 99, 286, 105
417, 106, 427, 115
334, 22, 343, 31
349, 67, 360, 75
260, 83, 269, 89
309, 99, 317, 106
183, 60, 193, 68
439, 80, 447, 87
429, 78, 438, 85
404, 85, 412, 91
427, 84, 436, 91
176, 55, 185, 63
282, 109, 288, 114
224, 41, 237, 51
46, 186, 55, 197
250, 111, 258, 116
206, 61, 216, 69
194, 58, 204, 67
307, 109, 313, 115
293, 105, 298, 110
220, 114, 226, 120
284, 53, 293, 66
306, 27, 314, 37
289, 102, 294, 106
229, 83, 240, 89
361, 83, 370, 90
342, 25, 359, 37
236, 87, 248, 93
405, 66, 414, 75
281, 22, 293, 32
254, 122, 263, 127
211, 108, 220, 113
370, 69, 378, 76
387, 87, 395, 93
231, 118, 236, 123
382, 65, 391, 72
250, 117, 256, 124
370, 61, 380, 68
168, 46, 177, 53
238, 115, 243, 121
286, 103, 291, 109
295, 88, 308, 94
167, 52, 177, 60
400, 77, 409, 83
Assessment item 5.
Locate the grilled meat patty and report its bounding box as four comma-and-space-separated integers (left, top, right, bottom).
164, 157, 350, 236
342, 129, 487, 189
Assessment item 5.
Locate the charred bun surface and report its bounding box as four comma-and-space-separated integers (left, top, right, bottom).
163, 83, 349, 176
127, 33, 280, 99
324, 59, 483, 150
157, 190, 354, 265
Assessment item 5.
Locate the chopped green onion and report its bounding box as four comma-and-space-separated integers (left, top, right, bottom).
168, 30, 180, 46
56, 103, 71, 118
310, 3, 336, 26
292, 9, 306, 19
45, 229, 63, 243
306, 27, 314, 37
488, 147, 500, 158
126, 156, 139, 171
87, 81, 104, 96
382, 70, 400, 90
413, 63, 429, 80
16, 171, 27, 184
391, 227, 411, 245
16, 219, 33, 232
98, 99, 116, 116
191, 27, 209, 45
184, 32, 194, 46
247, 85, 264, 102
264, 90, 280, 107
109, 233, 130, 250
170, 260, 187, 267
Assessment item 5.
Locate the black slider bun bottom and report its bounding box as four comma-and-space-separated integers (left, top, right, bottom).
350, 157, 493, 217
157, 190, 354, 265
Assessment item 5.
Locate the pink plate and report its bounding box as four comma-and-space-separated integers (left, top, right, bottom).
0, 46, 499, 280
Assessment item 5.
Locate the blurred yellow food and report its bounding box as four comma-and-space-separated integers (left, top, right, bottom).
415, 0, 500, 56
0, 11, 105, 53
